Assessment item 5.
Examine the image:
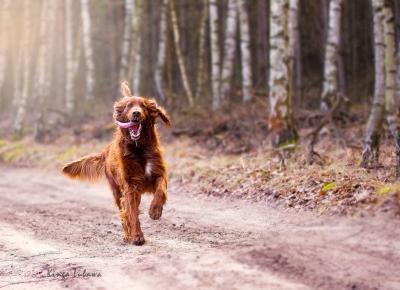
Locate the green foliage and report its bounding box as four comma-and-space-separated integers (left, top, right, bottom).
375, 184, 400, 196
321, 181, 337, 194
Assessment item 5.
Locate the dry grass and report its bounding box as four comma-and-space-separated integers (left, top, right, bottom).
167, 131, 400, 216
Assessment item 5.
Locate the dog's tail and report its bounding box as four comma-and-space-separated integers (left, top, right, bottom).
62, 153, 105, 182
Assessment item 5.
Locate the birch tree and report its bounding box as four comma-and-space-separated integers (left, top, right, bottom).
219, 0, 238, 106
65, 0, 81, 114
209, 0, 221, 110
119, 0, 135, 82
396, 0, 400, 105
0, 0, 11, 93
80, 0, 95, 100
361, 0, 385, 168
288, 0, 301, 102
268, 0, 298, 146
33, 0, 56, 140
383, 0, 400, 176
154, 0, 168, 101
237, 0, 253, 102
256, 0, 268, 92
13, 1, 32, 134
361, 0, 400, 176
320, 0, 343, 112
169, 0, 194, 107
195, 1, 208, 100
131, 0, 143, 94
13, 49, 22, 109
65, 0, 74, 113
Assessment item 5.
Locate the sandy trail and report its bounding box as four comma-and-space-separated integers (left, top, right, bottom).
0, 167, 399, 290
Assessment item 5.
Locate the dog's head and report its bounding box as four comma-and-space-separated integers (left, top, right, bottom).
113, 81, 171, 141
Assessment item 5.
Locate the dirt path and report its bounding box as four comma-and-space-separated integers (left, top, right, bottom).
0, 167, 399, 290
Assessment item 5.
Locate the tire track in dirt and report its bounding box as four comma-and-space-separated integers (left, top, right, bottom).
0, 167, 399, 290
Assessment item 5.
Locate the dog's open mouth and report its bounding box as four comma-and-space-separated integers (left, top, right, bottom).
128, 122, 142, 140
115, 120, 142, 141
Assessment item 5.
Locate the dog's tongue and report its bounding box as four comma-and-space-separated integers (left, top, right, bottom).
129, 123, 141, 137
115, 120, 141, 140
128, 122, 142, 140
130, 122, 140, 132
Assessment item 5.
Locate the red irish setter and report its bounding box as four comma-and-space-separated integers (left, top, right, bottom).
62, 81, 170, 245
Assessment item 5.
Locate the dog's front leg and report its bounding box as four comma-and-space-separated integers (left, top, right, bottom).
149, 177, 167, 220
125, 191, 145, 245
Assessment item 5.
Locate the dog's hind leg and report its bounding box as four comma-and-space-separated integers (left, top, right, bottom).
105, 171, 131, 240
105, 171, 122, 209
149, 176, 167, 220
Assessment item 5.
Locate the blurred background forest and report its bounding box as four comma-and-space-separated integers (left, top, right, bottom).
0, 0, 376, 130
0, 0, 400, 167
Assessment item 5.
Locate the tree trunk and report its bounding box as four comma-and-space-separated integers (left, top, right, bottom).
154, 0, 168, 101
0, 0, 11, 94
169, 0, 194, 107
33, 0, 57, 141
361, 0, 386, 168
13, 64, 22, 110
219, 0, 238, 106
320, 0, 343, 112
195, 1, 208, 100
119, 0, 135, 82
395, 0, 400, 105
256, 0, 268, 92
65, 0, 79, 114
237, 0, 253, 102
13, 39, 23, 109
288, 0, 301, 104
80, 0, 95, 100
383, 0, 400, 176
268, 0, 298, 147
131, 0, 143, 94
209, 0, 221, 110
13, 0, 32, 134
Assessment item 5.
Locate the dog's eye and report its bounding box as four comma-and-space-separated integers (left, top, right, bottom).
126, 103, 133, 109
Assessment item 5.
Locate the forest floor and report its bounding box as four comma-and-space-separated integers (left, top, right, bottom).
1, 104, 400, 289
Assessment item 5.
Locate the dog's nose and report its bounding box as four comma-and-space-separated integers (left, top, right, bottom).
132, 111, 141, 120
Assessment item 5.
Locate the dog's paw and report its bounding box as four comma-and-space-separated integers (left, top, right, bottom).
132, 234, 145, 246
125, 233, 145, 246
149, 201, 163, 220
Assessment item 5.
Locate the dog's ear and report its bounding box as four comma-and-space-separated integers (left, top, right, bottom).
155, 105, 171, 126
146, 99, 171, 126
113, 100, 125, 119
120, 81, 132, 98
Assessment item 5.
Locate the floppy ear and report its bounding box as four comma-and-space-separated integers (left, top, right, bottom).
113, 100, 125, 119
146, 99, 171, 126
120, 81, 132, 98
155, 105, 171, 126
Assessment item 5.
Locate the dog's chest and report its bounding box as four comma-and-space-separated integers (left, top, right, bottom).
145, 162, 152, 177
124, 156, 153, 178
